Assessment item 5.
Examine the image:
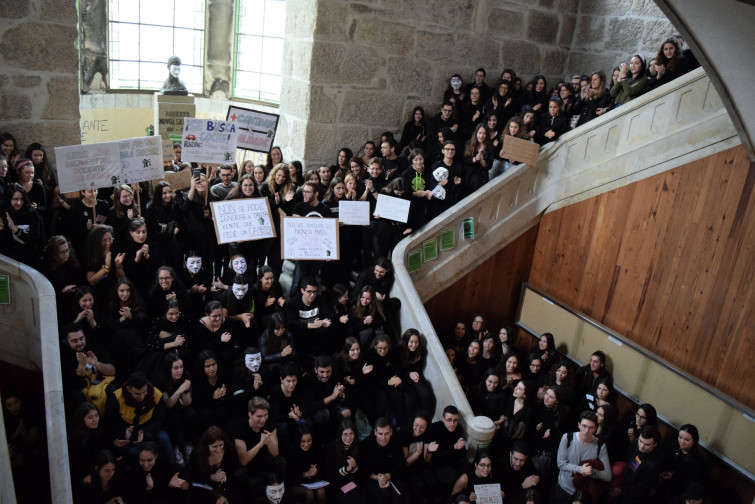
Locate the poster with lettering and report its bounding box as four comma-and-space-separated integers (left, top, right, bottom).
227, 106, 280, 154
162, 139, 176, 161
374, 194, 411, 223
338, 201, 370, 225
210, 198, 276, 244
281, 217, 340, 260
182, 118, 239, 164
473, 484, 502, 504
119, 136, 165, 184
56, 142, 122, 193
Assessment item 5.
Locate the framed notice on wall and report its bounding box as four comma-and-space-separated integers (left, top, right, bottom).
281, 217, 340, 260
210, 198, 276, 244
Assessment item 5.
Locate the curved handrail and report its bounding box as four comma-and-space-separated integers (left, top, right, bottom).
0, 254, 72, 503
390, 67, 740, 432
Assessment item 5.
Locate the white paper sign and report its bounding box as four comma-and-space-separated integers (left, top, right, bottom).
474, 483, 502, 504
182, 118, 239, 164
56, 142, 123, 193
119, 136, 164, 184
375, 194, 411, 223
282, 217, 340, 260
227, 106, 280, 153
338, 201, 370, 225
210, 198, 277, 244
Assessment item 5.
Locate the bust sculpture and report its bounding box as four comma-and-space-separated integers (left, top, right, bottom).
160, 55, 189, 96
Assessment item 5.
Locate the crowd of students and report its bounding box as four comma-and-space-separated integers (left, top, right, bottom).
0, 35, 710, 504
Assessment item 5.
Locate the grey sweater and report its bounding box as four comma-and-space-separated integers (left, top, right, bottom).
556, 432, 612, 495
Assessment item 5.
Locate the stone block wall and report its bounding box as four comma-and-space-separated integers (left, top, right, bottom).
0, 0, 81, 165
566, 0, 675, 76
281, 0, 584, 168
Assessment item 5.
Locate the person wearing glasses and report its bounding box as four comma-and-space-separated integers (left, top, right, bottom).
286, 276, 333, 368
428, 140, 464, 219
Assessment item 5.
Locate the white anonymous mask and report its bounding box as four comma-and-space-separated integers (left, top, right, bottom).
186, 257, 202, 274
266, 482, 285, 504
431, 185, 446, 201
450, 76, 462, 90
232, 283, 249, 300
433, 167, 449, 182
231, 257, 247, 274
245, 352, 262, 373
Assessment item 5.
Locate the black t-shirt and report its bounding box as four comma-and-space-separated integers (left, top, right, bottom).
230, 417, 276, 472
292, 201, 332, 218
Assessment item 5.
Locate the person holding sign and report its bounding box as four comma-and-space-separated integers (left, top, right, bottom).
146, 181, 182, 270
260, 164, 297, 278
288, 182, 333, 298
451, 452, 500, 501
374, 179, 419, 260
56, 188, 110, 260
182, 172, 218, 277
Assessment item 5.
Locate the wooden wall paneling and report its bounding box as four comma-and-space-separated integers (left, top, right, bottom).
424, 224, 540, 346
528, 145, 755, 408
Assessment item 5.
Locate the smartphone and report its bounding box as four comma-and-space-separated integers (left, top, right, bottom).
193, 169, 201, 180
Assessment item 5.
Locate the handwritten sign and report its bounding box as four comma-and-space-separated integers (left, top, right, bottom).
227, 106, 280, 153
56, 142, 122, 193
282, 217, 340, 260
375, 194, 411, 223
210, 198, 276, 244
474, 484, 502, 504
501, 135, 539, 166
120, 136, 164, 184
338, 201, 370, 225
153, 169, 191, 192
162, 139, 176, 162
182, 118, 239, 164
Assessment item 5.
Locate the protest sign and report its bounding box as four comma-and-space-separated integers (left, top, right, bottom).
210, 198, 276, 244
374, 194, 411, 223
282, 217, 340, 260
56, 141, 123, 193
152, 169, 192, 192
227, 106, 279, 153
501, 135, 539, 166
181, 118, 239, 164
338, 201, 370, 225
120, 136, 164, 184
162, 139, 176, 162
474, 484, 502, 504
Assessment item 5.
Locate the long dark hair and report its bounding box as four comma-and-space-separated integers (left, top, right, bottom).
400, 328, 427, 367
109, 276, 146, 321
24, 142, 54, 185
196, 426, 231, 475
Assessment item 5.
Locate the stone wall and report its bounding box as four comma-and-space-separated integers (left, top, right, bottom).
566, 0, 675, 76
0, 0, 81, 164
282, 0, 584, 168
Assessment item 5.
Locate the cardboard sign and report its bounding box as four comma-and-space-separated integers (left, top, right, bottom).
227, 106, 280, 153
474, 484, 502, 504
181, 118, 239, 164
152, 169, 192, 192
281, 217, 340, 260
119, 136, 164, 184
210, 198, 276, 244
501, 135, 540, 166
55, 141, 122, 193
338, 201, 370, 225
162, 139, 176, 162
374, 194, 411, 223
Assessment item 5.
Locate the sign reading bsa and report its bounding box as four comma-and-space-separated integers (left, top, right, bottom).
227, 106, 280, 154
209, 198, 276, 244
281, 217, 340, 260
182, 118, 239, 164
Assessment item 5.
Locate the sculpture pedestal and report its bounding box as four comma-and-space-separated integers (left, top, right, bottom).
154, 93, 195, 142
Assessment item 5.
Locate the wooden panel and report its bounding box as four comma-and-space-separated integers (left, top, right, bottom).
529, 145, 755, 408
517, 286, 755, 479
424, 224, 539, 346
